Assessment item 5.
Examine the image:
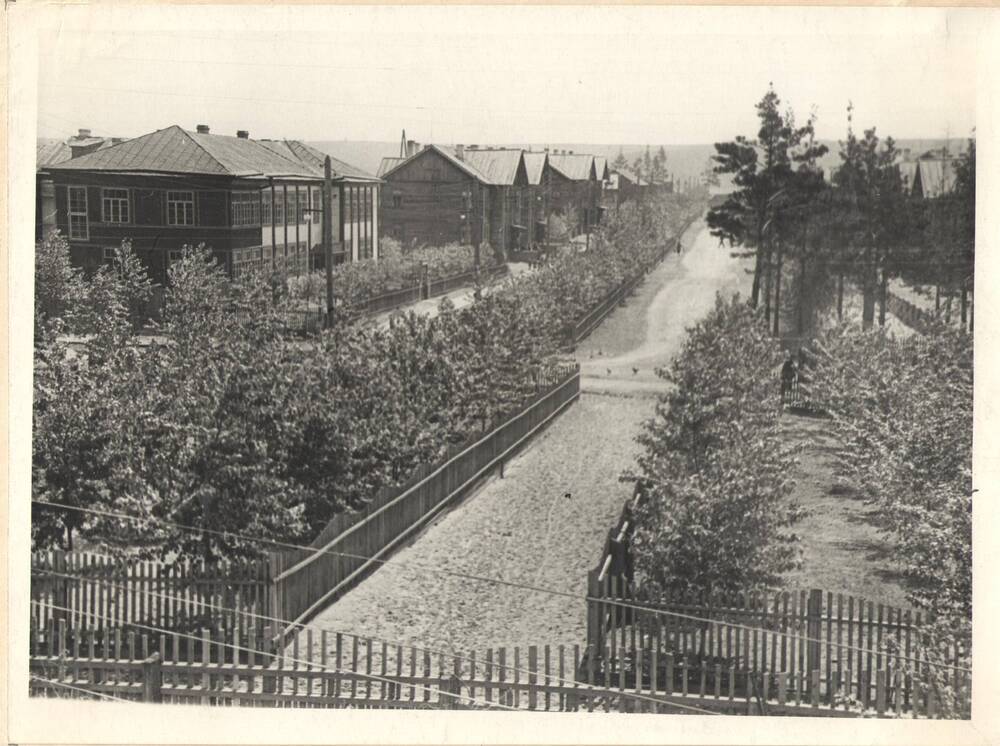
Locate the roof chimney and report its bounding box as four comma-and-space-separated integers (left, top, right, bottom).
196, 124, 210, 134
236, 130, 249, 139
406, 139, 416, 157
569, 150, 574, 155
455, 144, 464, 161
77, 128, 92, 139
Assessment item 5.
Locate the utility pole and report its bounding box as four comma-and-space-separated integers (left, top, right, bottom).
323, 156, 335, 328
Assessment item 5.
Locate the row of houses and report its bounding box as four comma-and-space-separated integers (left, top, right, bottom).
375, 139, 612, 251
36, 124, 669, 285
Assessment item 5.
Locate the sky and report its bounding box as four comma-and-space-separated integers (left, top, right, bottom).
35, 5, 980, 147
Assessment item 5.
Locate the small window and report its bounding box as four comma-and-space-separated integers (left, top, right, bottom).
101, 188, 130, 224
392, 194, 403, 208
103, 246, 117, 261
167, 249, 185, 263
167, 191, 195, 226
67, 186, 88, 240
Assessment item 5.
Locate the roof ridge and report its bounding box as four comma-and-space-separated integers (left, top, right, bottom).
176, 125, 233, 174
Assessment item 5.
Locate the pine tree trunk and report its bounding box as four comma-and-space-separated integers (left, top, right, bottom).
961, 284, 968, 328
763, 250, 772, 326
862, 249, 876, 330
837, 272, 844, 322
935, 285, 940, 312
878, 267, 888, 328
772, 243, 783, 338
751, 249, 763, 309
797, 255, 807, 336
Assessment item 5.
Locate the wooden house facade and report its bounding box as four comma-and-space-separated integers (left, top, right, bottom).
546, 152, 602, 235
41, 125, 379, 285
378, 144, 530, 252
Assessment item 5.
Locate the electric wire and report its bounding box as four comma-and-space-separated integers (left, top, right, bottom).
31, 500, 971, 673
32, 570, 721, 715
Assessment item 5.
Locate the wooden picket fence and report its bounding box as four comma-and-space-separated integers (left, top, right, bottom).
30, 616, 913, 715
267, 363, 582, 633
31, 551, 271, 634
585, 494, 971, 718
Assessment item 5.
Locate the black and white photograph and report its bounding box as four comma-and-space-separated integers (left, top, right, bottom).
5, 3, 998, 744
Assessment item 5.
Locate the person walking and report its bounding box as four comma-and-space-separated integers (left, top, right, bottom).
780, 351, 798, 403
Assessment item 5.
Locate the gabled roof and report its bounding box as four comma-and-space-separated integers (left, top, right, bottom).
459, 148, 526, 186
523, 152, 548, 186
380, 144, 489, 183
45, 125, 320, 179
37, 138, 71, 169
548, 153, 597, 181
258, 139, 378, 181
377, 157, 406, 177
912, 159, 958, 199
595, 156, 609, 181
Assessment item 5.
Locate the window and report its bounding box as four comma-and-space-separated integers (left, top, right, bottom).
392, 193, 403, 208
311, 188, 321, 223
294, 189, 306, 224
68, 186, 88, 240
168, 249, 185, 263
103, 246, 117, 261
101, 188, 130, 224
262, 191, 272, 225
273, 190, 285, 225
167, 191, 195, 226
230, 191, 260, 227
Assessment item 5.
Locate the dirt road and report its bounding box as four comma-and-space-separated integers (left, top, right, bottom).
305, 220, 751, 656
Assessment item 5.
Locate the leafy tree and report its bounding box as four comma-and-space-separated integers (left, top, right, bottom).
34, 230, 89, 338
627, 295, 801, 596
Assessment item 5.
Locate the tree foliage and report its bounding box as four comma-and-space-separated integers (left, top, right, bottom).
32, 192, 706, 563
627, 295, 801, 597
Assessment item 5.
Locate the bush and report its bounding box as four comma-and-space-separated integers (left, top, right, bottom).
626, 295, 802, 597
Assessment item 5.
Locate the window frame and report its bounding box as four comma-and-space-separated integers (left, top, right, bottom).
101, 188, 131, 224
67, 186, 89, 241
166, 191, 196, 227
230, 190, 260, 227
102, 246, 117, 261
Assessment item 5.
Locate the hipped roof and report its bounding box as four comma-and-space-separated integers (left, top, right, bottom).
47, 126, 322, 179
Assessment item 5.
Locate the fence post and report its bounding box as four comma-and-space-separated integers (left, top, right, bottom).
807, 589, 823, 689
586, 569, 602, 653
267, 553, 281, 629
142, 652, 163, 703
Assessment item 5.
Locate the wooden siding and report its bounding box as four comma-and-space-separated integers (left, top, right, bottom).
381, 150, 482, 248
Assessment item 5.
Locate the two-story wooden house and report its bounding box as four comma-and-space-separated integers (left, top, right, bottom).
378, 144, 529, 252
41, 125, 379, 285
546, 151, 602, 235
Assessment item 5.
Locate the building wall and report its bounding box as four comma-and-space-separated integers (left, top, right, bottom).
380, 150, 482, 248
47, 172, 325, 285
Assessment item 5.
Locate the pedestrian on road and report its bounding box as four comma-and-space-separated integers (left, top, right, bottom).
675, 238, 682, 254
780, 351, 798, 400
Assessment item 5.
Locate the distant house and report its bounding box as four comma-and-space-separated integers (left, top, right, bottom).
37, 129, 125, 239
379, 142, 529, 252
522, 151, 552, 244
546, 151, 602, 233
41, 124, 378, 285
903, 150, 959, 199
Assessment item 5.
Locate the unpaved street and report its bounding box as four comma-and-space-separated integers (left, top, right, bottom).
305, 220, 751, 655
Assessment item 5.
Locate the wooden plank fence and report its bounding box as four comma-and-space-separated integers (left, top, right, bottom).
585, 493, 971, 718
29, 616, 958, 716
267, 363, 582, 632
31, 552, 271, 634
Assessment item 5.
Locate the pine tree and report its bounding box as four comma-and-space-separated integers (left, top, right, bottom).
612, 147, 628, 171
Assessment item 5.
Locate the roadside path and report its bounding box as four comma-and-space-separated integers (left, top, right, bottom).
305, 221, 751, 656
